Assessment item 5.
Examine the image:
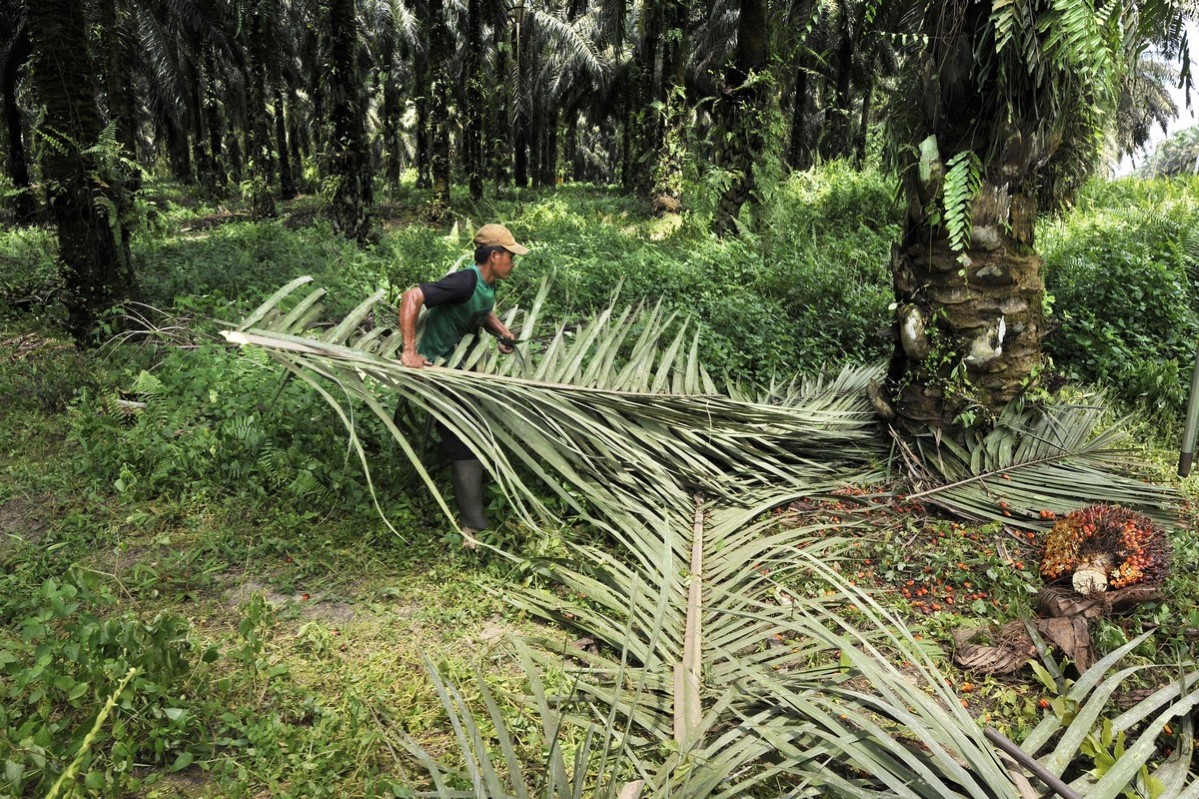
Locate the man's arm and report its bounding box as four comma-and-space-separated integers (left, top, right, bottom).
483, 311, 516, 354
399, 287, 430, 367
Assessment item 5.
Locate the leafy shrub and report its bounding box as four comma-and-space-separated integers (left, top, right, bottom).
134, 220, 357, 318
1042, 186, 1199, 413
0, 227, 61, 312
755, 163, 900, 371
0, 570, 204, 797
484, 167, 898, 379
0, 332, 97, 414
67, 344, 393, 505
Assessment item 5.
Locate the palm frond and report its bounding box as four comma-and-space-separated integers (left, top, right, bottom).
224, 278, 884, 530
377, 641, 645, 799
898, 400, 1179, 529
529, 6, 610, 83
227, 280, 1196, 798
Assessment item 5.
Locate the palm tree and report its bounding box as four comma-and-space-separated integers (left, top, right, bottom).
27, 0, 138, 341
425, 0, 453, 214
465, 0, 485, 199
1140, 124, 1199, 176
713, 0, 768, 236
875, 0, 1196, 429
328, 0, 374, 241
1109, 51, 1179, 167
0, 2, 35, 224
365, 0, 416, 191
244, 0, 278, 216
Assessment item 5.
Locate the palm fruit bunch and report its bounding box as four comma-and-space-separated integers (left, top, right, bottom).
1040, 505, 1170, 596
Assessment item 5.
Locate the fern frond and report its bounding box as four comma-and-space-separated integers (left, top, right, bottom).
941, 150, 982, 255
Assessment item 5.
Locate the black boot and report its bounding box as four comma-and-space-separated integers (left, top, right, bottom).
450, 459, 489, 531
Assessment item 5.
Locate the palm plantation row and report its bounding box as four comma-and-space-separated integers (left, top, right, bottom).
5, 2, 1199, 796
4, 0, 1193, 424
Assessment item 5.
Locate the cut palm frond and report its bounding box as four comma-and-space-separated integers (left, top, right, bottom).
897, 401, 1179, 529
378, 641, 645, 799
391, 541, 1199, 799
226, 279, 1195, 799
223, 278, 885, 535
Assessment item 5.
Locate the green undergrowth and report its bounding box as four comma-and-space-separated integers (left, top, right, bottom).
4, 170, 1199, 795
1041, 175, 1199, 419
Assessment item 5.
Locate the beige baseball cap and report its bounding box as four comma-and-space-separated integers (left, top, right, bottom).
473, 223, 530, 255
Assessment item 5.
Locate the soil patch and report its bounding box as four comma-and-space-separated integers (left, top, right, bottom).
0, 495, 52, 550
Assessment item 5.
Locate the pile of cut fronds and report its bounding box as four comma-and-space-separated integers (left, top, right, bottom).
224, 276, 1195, 798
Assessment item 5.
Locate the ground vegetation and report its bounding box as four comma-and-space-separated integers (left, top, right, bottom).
3, 170, 1199, 796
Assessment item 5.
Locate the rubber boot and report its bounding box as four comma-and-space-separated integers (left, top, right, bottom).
450, 459, 489, 531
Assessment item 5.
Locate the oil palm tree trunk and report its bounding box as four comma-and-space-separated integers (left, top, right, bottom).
380, 27, 402, 189
287, 86, 307, 170
513, 15, 531, 189
650, 0, 688, 214
491, 21, 508, 188
203, 46, 228, 194
2, 29, 35, 223
786, 0, 813, 171
246, 0, 276, 217
275, 87, 298, 200
328, 0, 373, 241
853, 83, 872, 166
190, 79, 213, 190
888, 171, 1045, 429
28, 0, 137, 341
97, 0, 140, 175
464, 0, 484, 200
413, 39, 432, 189
427, 0, 452, 214
820, 8, 854, 160
713, 0, 768, 237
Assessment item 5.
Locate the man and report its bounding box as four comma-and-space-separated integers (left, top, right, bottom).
398, 223, 528, 538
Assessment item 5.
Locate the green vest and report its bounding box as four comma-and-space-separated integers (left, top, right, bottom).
418, 265, 496, 361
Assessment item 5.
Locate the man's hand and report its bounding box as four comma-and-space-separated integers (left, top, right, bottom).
401, 350, 430, 368
497, 336, 515, 355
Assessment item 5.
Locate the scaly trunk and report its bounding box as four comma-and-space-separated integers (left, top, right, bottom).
513, 13, 530, 189
328, 0, 373, 242
564, 112, 579, 181
163, 113, 193, 184
625, 0, 661, 197
226, 128, 244, 183
288, 86, 307, 169
650, 0, 687, 215
465, 0, 484, 200
190, 73, 213, 191
203, 47, 228, 194
820, 18, 854, 160
538, 107, 558, 187
275, 87, 298, 200
490, 23, 508, 188
28, 0, 137, 341
713, 0, 768, 236
414, 47, 431, 189
853, 84, 872, 166
427, 0, 451, 214
787, 8, 812, 172
381, 32, 402, 189
246, 0, 276, 217
2, 31, 36, 223
97, 0, 140, 167
887, 180, 1045, 428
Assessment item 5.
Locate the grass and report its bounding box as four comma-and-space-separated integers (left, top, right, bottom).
2, 171, 1199, 796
